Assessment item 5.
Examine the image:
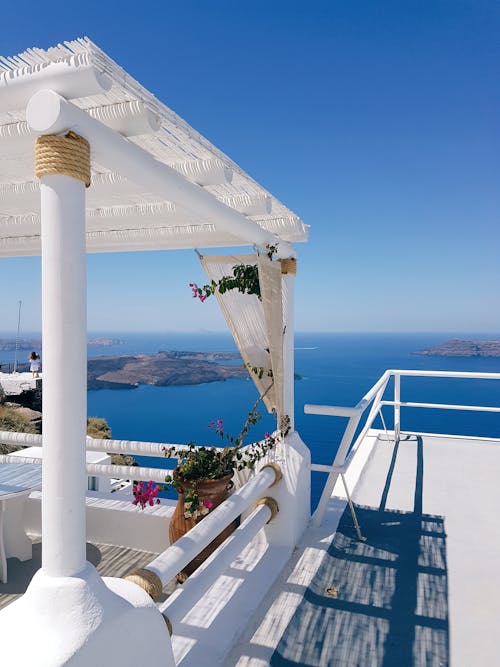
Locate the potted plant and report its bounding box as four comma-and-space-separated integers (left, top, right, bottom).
132, 394, 289, 580
168, 396, 288, 580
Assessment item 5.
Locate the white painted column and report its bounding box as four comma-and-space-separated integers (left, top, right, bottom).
282, 273, 295, 429
40, 174, 87, 576
263, 265, 310, 548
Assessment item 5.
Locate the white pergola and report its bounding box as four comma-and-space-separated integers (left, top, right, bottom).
0, 38, 307, 256
0, 38, 309, 665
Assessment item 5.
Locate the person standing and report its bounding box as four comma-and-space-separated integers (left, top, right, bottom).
29, 351, 41, 378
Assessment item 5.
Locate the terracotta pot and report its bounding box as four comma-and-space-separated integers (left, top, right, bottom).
169, 471, 239, 581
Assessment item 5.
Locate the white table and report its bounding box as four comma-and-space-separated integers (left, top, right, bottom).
0, 463, 42, 583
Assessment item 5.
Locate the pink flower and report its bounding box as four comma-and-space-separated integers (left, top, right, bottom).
264, 432, 271, 439
203, 500, 214, 510
208, 419, 224, 434
132, 480, 161, 510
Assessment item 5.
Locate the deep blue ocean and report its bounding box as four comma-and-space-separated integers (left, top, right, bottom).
81, 332, 500, 508
4, 332, 500, 508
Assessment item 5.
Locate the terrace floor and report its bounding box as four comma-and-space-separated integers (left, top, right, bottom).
0, 539, 176, 611
227, 432, 500, 667
2, 432, 499, 666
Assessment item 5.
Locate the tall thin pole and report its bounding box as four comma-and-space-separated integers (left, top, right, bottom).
13, 300, 22, 373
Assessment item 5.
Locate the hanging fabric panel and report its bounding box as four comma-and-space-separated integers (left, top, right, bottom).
199, 253, 276, 413
257, 253, 284, 418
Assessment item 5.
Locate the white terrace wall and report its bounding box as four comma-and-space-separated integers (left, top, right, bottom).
24, 491, 176, 553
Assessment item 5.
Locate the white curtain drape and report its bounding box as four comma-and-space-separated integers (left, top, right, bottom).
257, 253, 284, 418
199, 253, 284, 416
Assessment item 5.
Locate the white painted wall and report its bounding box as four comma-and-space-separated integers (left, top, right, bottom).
24, 490, 175, 553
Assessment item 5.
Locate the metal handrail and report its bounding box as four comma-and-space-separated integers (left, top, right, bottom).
306, 369, 500, 526
381, 400, 500, 413
305, 371, 391, 526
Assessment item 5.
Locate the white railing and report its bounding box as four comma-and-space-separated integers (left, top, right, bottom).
125, 463, 280, 633
305, 369, 500, 526
158, 501, 273, 626
0, 427, 282, 624
0, 433, 279, 492
147, 465, 277, 582
0, 432, 183, 483
385, 370, 500, 441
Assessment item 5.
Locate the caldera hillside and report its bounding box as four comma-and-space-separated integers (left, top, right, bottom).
415, 339, 500, 357
87, 349, 246, 389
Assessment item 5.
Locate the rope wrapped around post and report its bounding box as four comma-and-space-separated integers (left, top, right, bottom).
280, 257, 297, 275
123, 567, 163, 602
124, 568, 173, 635
35, 131, 91, 187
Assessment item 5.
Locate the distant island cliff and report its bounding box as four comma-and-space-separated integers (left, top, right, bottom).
0, 336, 125, 351
0, 338, 40, 352
0, 344, 301, 390
87, 350, 246, 390
415, 339, 500, 358
88, 337, 126, 347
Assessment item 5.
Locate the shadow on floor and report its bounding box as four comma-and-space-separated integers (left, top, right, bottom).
1, 542, 101, 597
0, 540, 162, 610
271, 436, 449, 667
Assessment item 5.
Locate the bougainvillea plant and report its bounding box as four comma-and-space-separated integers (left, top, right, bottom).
131, 397, 289, 519
189, 244, 279, 304
161, 401, 290, 520
132, 480, 161, 510
190, 263, 261, 303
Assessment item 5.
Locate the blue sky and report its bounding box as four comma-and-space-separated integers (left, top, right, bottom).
1, 1, 499, 334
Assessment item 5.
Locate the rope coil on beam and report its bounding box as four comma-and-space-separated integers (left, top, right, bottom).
123, 568, 163, 601
35, 131, 91, 187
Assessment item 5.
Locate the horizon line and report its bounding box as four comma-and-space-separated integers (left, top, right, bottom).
0, 331, 499, 337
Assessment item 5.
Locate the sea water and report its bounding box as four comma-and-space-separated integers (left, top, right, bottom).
85, 332, 500, 508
